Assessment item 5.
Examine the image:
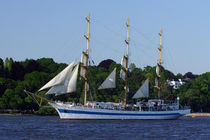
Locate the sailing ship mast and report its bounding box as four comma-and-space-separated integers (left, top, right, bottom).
124, 18, 129, 107
156, 28, 162, 99
83, 14, 90, 105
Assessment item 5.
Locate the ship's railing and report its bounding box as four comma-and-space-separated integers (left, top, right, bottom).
78, 103, 179, 111
61, 101, 189, 111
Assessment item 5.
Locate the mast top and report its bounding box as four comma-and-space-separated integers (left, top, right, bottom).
126, 18, 129, 28
84, 14, 90, 55
159, 28, 162, 36
158, 28, 163, 64
125, 18, 129, 57
86, 13, 90, 22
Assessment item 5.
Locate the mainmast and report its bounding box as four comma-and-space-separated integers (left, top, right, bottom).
124, 18, 129, 107
83, 14, 90, 105
157, 28, 162, 99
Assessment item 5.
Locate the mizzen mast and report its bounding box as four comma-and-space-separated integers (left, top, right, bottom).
83, 14, 90, 105
124, 18, 129, 107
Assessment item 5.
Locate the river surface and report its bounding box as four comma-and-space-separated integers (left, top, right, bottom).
0, 115, 210, 140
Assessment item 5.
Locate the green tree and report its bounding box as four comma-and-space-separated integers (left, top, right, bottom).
23, 71, 49, 92
176, 73, 183, 79
129, 63, 136, 72
0, 58, 4, 77
4, 57, 9, 69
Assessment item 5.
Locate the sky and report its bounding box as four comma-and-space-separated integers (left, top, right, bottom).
0, 0, 210, 75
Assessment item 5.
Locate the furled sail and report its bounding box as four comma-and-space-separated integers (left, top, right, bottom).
121, 56, 127, 68
156, 64, 160, 78
120, 56, 128, 81
98, 68, 116, 90
132, 78, 149, 99
39, 61, 75, 91
80, 52, 88, 78
46, 64, 79, 95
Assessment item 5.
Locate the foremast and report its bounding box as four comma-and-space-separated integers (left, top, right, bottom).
83, 14, 90, 105
156, 29, 162, 99
124, 19, 129, 107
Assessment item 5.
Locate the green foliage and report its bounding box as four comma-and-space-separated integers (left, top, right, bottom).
176, 73, 183, 79
0, 57, 210, 114
0, 57, 67, 113
34, 106, 57, 115
4, 58, 9, 69
0, 58, 3, 69
177, 72, 210, 112
0, 78, 17, 96
129, 63, 136, 72
37, 58, 59, 73
0, 58, 4, 77
23, 71, 49, 92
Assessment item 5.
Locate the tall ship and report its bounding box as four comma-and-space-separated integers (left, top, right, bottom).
25, 14, 190, 120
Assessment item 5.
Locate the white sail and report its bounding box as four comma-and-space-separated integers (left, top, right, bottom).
98, 68, 116, 90
46, 63, 79, 95
121, 56, 127, 68
120, 56, 128, 81
132, 78, 149, 99
156, 64, 160, 77
67, 64, 79, 93
81, 52, 88, 66
39, 61, 75, 91
46, 85, 67, 95
80, 52, 88, 78
120, 69, 125, 81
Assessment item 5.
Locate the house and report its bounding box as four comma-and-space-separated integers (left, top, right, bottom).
167, 79, 185, 89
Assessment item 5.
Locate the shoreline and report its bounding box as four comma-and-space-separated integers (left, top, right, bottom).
184, 113, 210, 117
1, 112, 210, 117
0, 113, 34, 116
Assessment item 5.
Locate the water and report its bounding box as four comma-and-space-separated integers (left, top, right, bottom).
0, 116, 210, 140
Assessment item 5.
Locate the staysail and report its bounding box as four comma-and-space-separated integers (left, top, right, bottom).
46, 84, 68, 95
46, 63, 79, 95
98, 68, 116, 90
39, 61, 75, 91
132, 78, 149, 99
67, 64, 79, 93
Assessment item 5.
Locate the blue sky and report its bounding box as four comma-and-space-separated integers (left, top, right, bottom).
0, 0, 210, 75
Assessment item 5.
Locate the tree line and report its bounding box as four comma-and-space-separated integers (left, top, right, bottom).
0, 57, 209, 114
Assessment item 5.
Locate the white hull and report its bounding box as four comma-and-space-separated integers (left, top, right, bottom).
49, 102, 191, 120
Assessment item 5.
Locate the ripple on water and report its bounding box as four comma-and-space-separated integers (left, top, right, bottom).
0, 116, 210, 140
